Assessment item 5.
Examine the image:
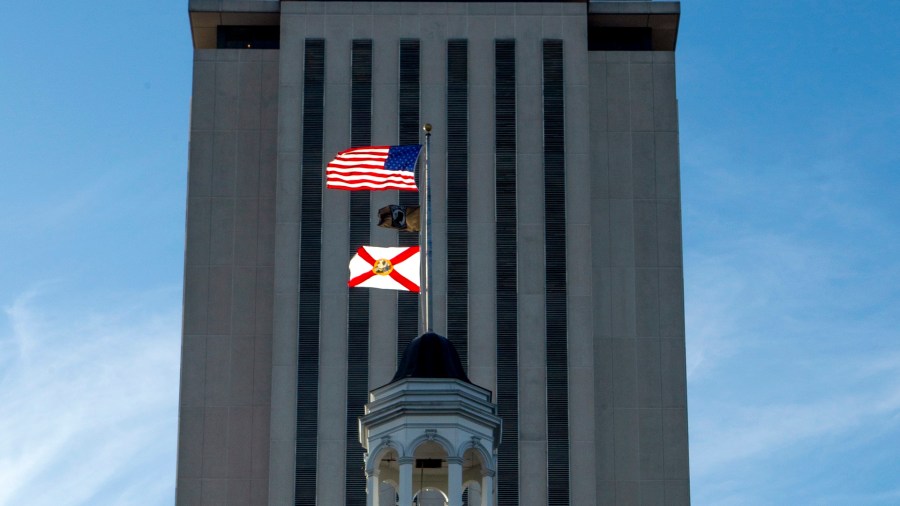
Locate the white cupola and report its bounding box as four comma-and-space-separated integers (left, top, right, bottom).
359, 333, 501, 506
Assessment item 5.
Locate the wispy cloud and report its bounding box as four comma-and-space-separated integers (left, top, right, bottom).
683, 110, 900, 503
691, 351, 900, 474
0, 175, 109, 235
819, 487, 900, 506
0, 287, 181, 506
683, 128, 900, 374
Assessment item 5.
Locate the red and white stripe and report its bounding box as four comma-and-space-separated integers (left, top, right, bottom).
326, 146, 418, 191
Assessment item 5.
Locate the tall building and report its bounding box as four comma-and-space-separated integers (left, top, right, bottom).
176, 0, 688, 504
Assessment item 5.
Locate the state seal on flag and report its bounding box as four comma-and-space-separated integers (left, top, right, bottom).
372, 258, 393, 276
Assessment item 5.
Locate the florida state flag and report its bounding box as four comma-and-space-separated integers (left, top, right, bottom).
348, 246, 421, 292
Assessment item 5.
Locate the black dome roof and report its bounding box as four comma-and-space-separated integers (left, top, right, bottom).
391, 332, 470, 383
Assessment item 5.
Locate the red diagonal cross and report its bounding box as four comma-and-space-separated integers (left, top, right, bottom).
348, 246, 420, 293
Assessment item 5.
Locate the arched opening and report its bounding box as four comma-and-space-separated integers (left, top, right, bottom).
375, 448, 401, 490
411, 440, 450, 500
462, 447, 490, 506
461, 447, 486, 485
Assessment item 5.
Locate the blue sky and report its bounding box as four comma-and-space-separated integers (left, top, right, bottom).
0, 1, 898, 505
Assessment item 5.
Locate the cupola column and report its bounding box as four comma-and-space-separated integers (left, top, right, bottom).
447, 457, 463, 506
398, 457, 414, 506
480, 469, 495, 506
366, 469, 380, 506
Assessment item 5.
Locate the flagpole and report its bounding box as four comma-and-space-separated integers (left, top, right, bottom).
421, 123, 433, 334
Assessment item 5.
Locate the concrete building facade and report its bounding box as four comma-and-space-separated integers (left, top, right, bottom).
176, 0, 689, 504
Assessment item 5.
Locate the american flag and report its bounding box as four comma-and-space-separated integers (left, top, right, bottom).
325, 145, 421, 191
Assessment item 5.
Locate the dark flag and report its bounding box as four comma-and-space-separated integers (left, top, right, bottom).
377, 205, 420, 233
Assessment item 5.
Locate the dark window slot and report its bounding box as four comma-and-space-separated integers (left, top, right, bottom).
216, 25, 280, 49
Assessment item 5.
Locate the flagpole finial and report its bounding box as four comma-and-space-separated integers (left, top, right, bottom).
423, 123, 432, 134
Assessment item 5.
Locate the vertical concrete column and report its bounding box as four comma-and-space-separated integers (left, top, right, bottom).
366, 470, 380, 506
480, 470, 495, 506
447, 457, 463, 506
398, 458, 414, 505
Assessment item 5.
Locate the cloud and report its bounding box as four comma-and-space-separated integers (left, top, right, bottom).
683, 228, 847, 381
691, 353, 900, 475
682, 109, 900, 503
0, 287, 181, 506
0, 175, 109, 236
821, 487, 900, 506
684, 176, 900, 475
683, 128, 900, 376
